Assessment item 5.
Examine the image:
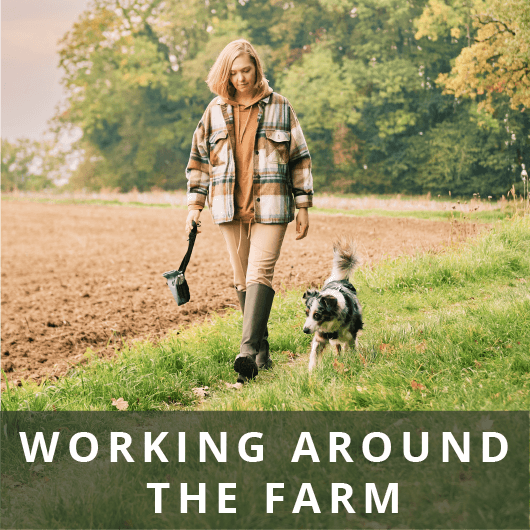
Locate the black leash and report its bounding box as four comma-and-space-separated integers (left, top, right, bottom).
178, 220, 199, 273
162, 220, 200, 306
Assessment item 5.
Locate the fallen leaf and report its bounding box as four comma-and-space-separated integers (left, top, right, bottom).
415, 341, 427, 353
379, 343, 396, 355
111, 397, 129, 411
192, 387, 209, 398
333, 359, 344, 373
411, 380, 426, 391
225, 382, 243, 390
358, 353, 367, 365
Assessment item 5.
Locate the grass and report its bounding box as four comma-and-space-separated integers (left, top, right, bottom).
2, 194, 512, 222
311, 206, 510, 222
1, 195, 183, 209
2, 215, 529, 412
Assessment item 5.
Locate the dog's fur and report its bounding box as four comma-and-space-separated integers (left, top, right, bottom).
303, 237, 363, 371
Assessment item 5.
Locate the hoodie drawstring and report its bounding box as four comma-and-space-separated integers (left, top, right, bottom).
236, 219, 252, 254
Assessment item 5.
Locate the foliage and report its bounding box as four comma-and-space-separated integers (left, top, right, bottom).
1, 138, 59, 191
279, 0, 529, 195
279, 0, 462, 192
415, 0, 530, 113
54, 0, 217, 191
50, 0, 530, 196
400, 100, 530, 196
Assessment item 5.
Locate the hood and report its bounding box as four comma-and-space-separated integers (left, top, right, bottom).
223, 78, 273, 107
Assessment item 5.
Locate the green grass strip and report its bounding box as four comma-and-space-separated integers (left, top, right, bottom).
2, 195, 511, 222
3, 216, 529, 412
1, 195, 184, 209
312, 207, 511, 222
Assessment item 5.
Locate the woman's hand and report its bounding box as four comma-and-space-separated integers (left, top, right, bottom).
185, 209, 202, 235
295, 207, 309, 240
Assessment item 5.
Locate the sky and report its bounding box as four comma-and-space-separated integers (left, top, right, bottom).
1, 0, 91, 143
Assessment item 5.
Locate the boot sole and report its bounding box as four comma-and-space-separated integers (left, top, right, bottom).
234, 356, 258, 379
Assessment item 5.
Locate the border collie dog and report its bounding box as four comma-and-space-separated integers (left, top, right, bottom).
302, 237, 363, 372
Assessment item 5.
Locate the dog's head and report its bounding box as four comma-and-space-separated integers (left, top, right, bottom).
302, 290, 340, 334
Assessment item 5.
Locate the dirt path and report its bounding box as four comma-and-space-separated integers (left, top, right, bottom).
1, 201, 480, 387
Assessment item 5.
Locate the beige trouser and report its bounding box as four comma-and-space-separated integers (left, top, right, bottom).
218, 220, 288, 291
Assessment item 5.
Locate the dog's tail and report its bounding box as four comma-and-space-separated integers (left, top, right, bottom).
326, 236, 360, 283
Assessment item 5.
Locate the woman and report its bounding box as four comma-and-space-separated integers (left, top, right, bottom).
185, 39, 313, 383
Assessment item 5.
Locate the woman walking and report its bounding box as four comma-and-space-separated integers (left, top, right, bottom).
185, 39, 313, 383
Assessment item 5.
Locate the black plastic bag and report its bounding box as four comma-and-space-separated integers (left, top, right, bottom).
162, 220, 199, 306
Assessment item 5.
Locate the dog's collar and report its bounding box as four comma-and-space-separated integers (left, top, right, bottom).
320, 331, 339, 340
326, 279, 357, 294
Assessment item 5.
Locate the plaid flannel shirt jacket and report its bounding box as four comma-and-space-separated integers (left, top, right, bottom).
186, 92, 313, 224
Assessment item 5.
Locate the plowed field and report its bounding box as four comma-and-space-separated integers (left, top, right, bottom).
1, 201, 480, 387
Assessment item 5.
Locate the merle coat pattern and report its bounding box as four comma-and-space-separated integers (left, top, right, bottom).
302, 239, 363, 372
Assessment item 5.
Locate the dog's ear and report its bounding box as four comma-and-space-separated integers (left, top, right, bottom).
321, 295, 338, 310
303, 289, 319, 301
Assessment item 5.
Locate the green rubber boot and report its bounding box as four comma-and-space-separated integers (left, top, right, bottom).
234, 283, 275, 380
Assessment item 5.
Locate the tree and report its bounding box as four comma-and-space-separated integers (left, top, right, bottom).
1, 138, 58, 191
415, 0, 530, 112
54, 0, 220, 191
279, 0, 464, 192
53, 0, 528, 196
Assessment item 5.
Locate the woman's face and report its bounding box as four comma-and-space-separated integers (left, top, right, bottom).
229, 53, 256, 96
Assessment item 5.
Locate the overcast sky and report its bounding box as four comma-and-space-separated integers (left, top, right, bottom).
1, 0, 91, 142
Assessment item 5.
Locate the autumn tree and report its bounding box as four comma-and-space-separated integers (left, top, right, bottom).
53, 0, 529, 196
415, 0, 530, 112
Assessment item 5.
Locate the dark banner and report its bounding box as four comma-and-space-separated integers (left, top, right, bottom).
1, 411, 528, 529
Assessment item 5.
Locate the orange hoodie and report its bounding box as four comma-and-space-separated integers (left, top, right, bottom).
223, 80, 273, 222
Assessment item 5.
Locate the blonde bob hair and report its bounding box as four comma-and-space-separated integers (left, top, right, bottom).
206, 39, 267, 100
